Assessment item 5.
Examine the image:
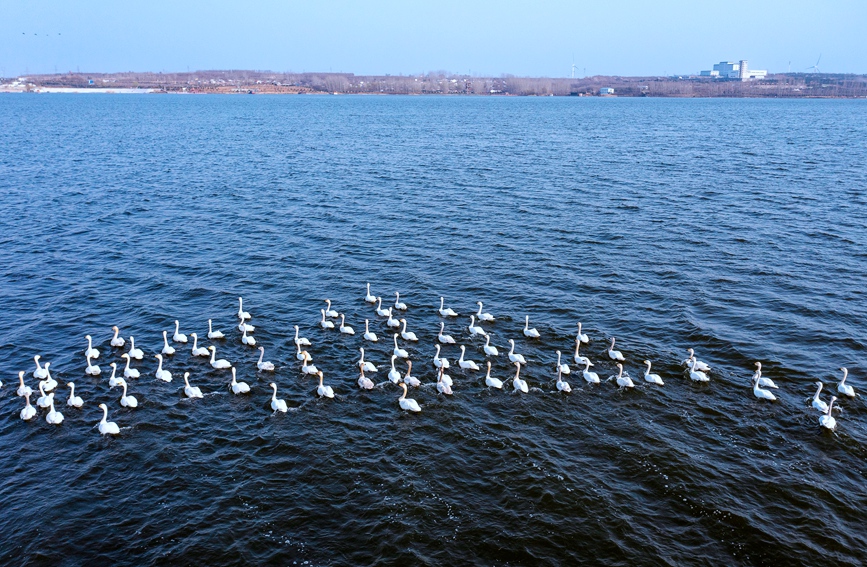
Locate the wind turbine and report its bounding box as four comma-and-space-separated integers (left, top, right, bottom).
806, 54, 821, 73
571, 55, 577, 79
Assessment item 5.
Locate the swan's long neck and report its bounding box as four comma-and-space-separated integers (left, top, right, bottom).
841, 369, 848, 385
294, 327, 300, 340
130, 337, 136, 349
617, 366, 623, 378
377, 297, 382, 309
271, 384, 277, 400
391, 357, 396, 371
645, 361, 651, 374
157, 357, 163, 372
400, 384, 407, 400
486, 362, 491, 378
87, 336, 93, 349
574, 341, 580, 357
578, 322, 582, 334
515, 364, 521, 380
485, 335, 491, 346
435, 345, 440, 356
557, 351, 562, 365
69, 383, 75, 396
258, 349, 264, 364
359, 348, 365, 362
440, 297, 444, 309
210, 350, 216, 363
209, 320, 213, 332
365, 320, 370, 333
394, 335, 398, 347
163, 331, 169, 346
459, 347, 465, 362
19, 372, 25, 387
192, 335, 198, 349
184, 373, 191, 388
405, 362, 413, 377
509, 341, 515, 355
610, 338, 616, 349
113, 327, 119, 340
827, 398, 835, 415
175, 321, 179, 333
122, 381, 128, 397
477, 304, 483, 316
524, 316, 529, 330
39, 382, 45, 395
231, 368, 237, 384
440, 322, 444, 333
34, 356, 42, 370
815, 383, 823, 399
125, 356, 131, 370
239, 297, 244, 311
402, 319, 407, 332
101, 405, 108, 421
585, 361, 591, 371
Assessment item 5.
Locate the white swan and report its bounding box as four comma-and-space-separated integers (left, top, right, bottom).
576, 322, 589, 344
394, 292, 407, 311
523, 316, 540, 338
688, 358, 709, 382
458, 345, 480, 371
484, 361, 503, 389
753, 362, 778, 389
85, 335, 100, 359
320, 309, 335, 329
404, 361, 421, 387
207, 319, 225, 339
437, 366, 453, 395
555, 351, 571, 375
399, 319, 418, 341
85, 353, 101, 376
398, 382, 421, 412
20, 392, 36, 421
483, 335, 499, 356
208, 346, 232, 369
363, 320, 378, 342
241, 325, 256, 346
108, 363, 122, 388
364, 283, 376, 303
583, 360, 600, 384
257, 347, 275, 371
40, 362, 57, 391
118, 378, 138, 408
237, 297, 251, 320
45, 398, 64, 425
66, 382, 83, 408
183, 372, 203, 399
556, 368, 572, 393
296, 343, 312, 362
270, 382, 288, 412
121, 353, 140, 379
752, 372, 776, 401
438, 322, 456, 344
161, 331, 176, 355
154, 354, 173, 382
433, 344, 450, 369
110, 326, 126, 347
33, 355, 49, 380
468, 315, 487, 337
98, 403, 120, 435
37, 381, 54, 408
820, 397, 837, 430
316, 371, 334, 398
238, 319, 255, 333
388, 355, 402, 383
301, 356, 319, 375
393, 334, 409, 358
16, 371, 32, 397
684, 349, 710, 372
190, 333, 210, 357
573, 338, 592, 367
512, 363, 528, 393
358, 347, 377, 372
507, 339, 526, 364
608, 337, 625, 361
358, 367, 374, 390
476, 301, 495, 322
643, 360, 664, 385
324, 299, 339, 318
128, 336, 144, 360
837, 367, 855, 398
294, 325, 312, 347
339, 314, 355, 335
172, 320, 188, 343
386, 309, 400, 329
812, 382, 829, 412
610, 363, 634, 388
438, 297, 458, 317
230, 368, 250, 394
376, 297, 391, 317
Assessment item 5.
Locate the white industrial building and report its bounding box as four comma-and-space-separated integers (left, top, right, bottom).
700, 60, 767, 80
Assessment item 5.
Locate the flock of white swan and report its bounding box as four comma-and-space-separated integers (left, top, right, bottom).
4, 286, 858, 435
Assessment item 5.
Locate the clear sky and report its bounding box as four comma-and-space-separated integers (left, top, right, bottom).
2, 0, 865, 77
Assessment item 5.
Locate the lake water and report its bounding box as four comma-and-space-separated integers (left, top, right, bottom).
0, 94, 865, 566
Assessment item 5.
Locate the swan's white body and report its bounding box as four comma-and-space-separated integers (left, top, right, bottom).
237, 297, 251, 320
110, 326, 126, 347
20, 393, 37, 421
229, 368, 250, 394
433, 344, 450, 369
364, 283, 376, 304
512, 363, 528, 393
270, 382, 288, 412
154, 354, 173, 382
33, 355, 49, 380
468, 315, 487, 337
241, 325, 256, 346
523, 316, 540, 338
85, 335, 100, 359
119, 379, 138, 408
320, 309, 335, 329
437, 367, 453, 395
16, 371, 32, 397
812, 382, 829, 412
238, 320, 255, 333
208, 346, 232, 369
556, 369, 572, 393
128, 336, 144, 360
394, 292, 407, 311
207, 319, 225, 339
484, 362, 503, 389
376, 297, 391, 317
386, 310, 400, 329
40, 363, 57, 391
820, 397, 837, 430
583, 360, 600, 384
98, 403, 120, 435
257, 347, 275, 371
108, 363, 122, 388
556, 351, 571, 375
172, 320, 188, 343
476, 301, 495, 322
296, 343, 312, 362
837, 368, 855, 398
458, 345, 480, 370
324, 299, 339, 318
611, 364, 634, 388
85, 354, 101, 376
358, 367, 374, 390
438, 297, 458, 317
404, 361, 420, 388
398, 382, 421, 412
688, 358, 709, 382
66, 382, 83, 408
684, 349, 710, 372
190, 334, 210, 357
358, 348, 377, 373
393, 334, 409, 359
400, 319, 418, 342
301, 357, 319, 375
438, 322, 456, 344
317, 371, 334, 398
294, 325, 311, 347
607, 337, 625, 361
643, 361, 664, 385
45, 399, 64, 425
388, 356, 402, 383
339, 314, 355, 335
752, 373, 776, 401
37, 381, 53, 408
576, 322, 589, 344
363, 320, 378, 342
573, 339, 592, 367
161, 331, 176, 355
753, 362, 778, 389
121, 353, 140, 379
508, 339, 526, 365
483, 335, 499, 357
183, 372, 203, 399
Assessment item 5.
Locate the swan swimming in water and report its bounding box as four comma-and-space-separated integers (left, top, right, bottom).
257, 347, 275, 371
118, 378, 137, 408
128, 336, 144, 360
484, 361, 503, 389
172, 320, 187, 344
208, 346, 232, 369
837, 367, 855, 398
688, 358, 709, 382
237, 297, 251, 321
207, 319, 225, 339
393, 334, 408, 359
483, 335, 499, 357
753, 362, 778, 389
85, 335, 100, 360
556, 368, 572, 393
583, 360, 600, 384
386, 309, 400, 329
37, 380, 53, 408
98, 403, 120, 435
241, 325, 256, 346
819, 396, 837, 430
40, 362, 57, 392
357, 367, 374, 390
161, 331, 176, 356
238, 319, 255, 333
752, 372, 776, 401
294, 326, 311, 347
230, 368, 250, 394
110, 326, 126, 347
812, 382, 829, 412
643, 360, 664, 385
339, 314, 355, 335
301, 355, 319, 375
324, 299, 339, 319
523, 316, 540, 338
296, 342, 312, 362
45, 398, 64, 425
573, 339, 592, 367
438, 322, 456, 344
476, 301, 495, 322
121, 353, 140, 379
33, 355, 49, 380
400, 319, 418, 342
363, 320, 378, 342
316, 371, 334, 399
190, 333, 210, 357
433, 344, 450, 369
397, 382, 421, 412
610, 363, 634, 389
388, 355, 402, 383
108, 363, 122, 388
269, 382, 288, 412
507, 339, 526, 365
555, 351, 571, 375
376, 297, 391, 317
458, 345, 480, 370
66, 382, 83, 408
576, 322, 589, 344
394, 292, 407, 311
20, 392, 36, 421
607, 337, 625, 361
437, 366, 453, 395
512, 363, 529, 393
684, 349, 710, 372
320, 309, 335, 329
154, 354, 173, 382
183, 372, 203, 399
364, 283, 376, 304
468, 315, 487, 337
404, 361, 420, 387
358, 347, 377, 373
438, 297, 458, 317
16, 371, 32, 397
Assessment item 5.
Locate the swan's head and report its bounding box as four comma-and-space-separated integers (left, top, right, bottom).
687, 348, 695, 355
460, 345, 465, 352
509, 339, 515, 345
270, 382, 277, 391
407, 361, 413, 370
294, 325, 299, 330
66, 382, 74, 388
44, 361, 50, 369
556, 350, 561, 355
644, 360, 650, 365
259, 346, 264, 352
155, 354, 162, 361
174, 320, 179, 325
99, 403, 107, 410
18, 370, 24, 379
112, 325, 119, 331
840, 367, 848, 374
183, 371, 190, 380
325, 298, 331, 304
86, 334, 92, 340
616, 363, 623, 369
400, 318, 406, 323
34, 354, 41, 362
122, 353, 130, 360
755, 361, 762, 368
191, 333, 197, 339
208, 346, 216, 351
110, 362, 116, 368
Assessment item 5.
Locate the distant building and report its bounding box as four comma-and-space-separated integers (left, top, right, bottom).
701, 60, 766, 80
599, 87, 615, 95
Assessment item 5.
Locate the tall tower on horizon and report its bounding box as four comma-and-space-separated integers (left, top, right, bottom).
739, 60, 748, 81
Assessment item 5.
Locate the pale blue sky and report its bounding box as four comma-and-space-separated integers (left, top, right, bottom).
2, 0, 865, 77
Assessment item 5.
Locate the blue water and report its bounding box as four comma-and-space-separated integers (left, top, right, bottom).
1, 94, 866, 565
